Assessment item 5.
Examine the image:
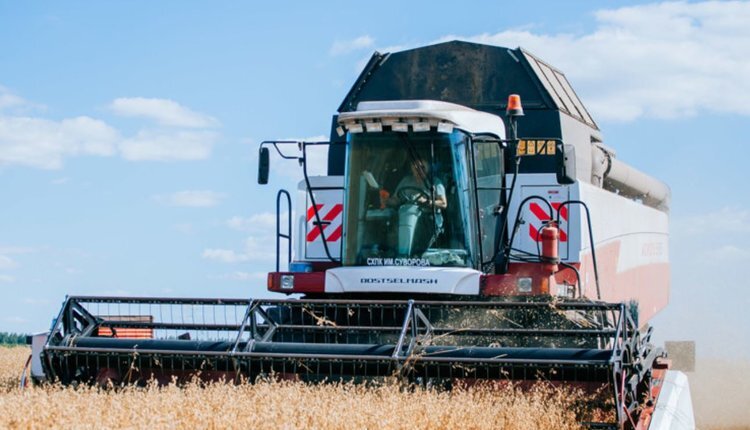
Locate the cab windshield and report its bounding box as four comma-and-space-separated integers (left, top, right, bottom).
343, 130, 475, 268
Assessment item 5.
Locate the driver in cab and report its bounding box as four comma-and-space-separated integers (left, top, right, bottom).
385, 157, 447, 257
387, 158, 447, 210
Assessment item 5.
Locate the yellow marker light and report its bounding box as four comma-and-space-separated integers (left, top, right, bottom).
517, 139, 557, 156
517, 140, 527, 155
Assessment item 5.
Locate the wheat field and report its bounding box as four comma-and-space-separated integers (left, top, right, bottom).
0, 346, 594, 429
6, 346, 748, 429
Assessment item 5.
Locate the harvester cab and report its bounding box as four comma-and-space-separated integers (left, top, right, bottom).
33, 41, 694, 429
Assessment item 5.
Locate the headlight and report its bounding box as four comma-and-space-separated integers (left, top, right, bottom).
517, 277, 532, 293
280, 275, 295, 289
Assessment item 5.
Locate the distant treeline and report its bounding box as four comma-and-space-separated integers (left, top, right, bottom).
0, 332, 28, 345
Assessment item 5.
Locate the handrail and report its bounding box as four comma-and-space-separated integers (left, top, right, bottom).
276, 190, 292, 272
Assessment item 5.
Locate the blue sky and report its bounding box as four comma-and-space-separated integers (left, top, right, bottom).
1, 1, 748, 358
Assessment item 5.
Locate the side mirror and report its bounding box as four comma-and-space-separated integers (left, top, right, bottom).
258, 147, 270, 184
556, 143, 576, 185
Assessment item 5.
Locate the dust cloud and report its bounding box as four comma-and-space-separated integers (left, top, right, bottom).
689, 358, 750, 429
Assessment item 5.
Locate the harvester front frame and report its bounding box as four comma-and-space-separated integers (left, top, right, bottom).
43, 296, 659, 427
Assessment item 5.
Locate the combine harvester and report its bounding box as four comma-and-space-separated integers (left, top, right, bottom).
29, 41, 694, 429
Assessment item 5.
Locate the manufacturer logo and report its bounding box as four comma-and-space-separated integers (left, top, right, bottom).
360, 278, 438, 285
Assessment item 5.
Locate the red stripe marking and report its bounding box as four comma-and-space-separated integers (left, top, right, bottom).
529, 224, 540, 242
306, 204, 323, 222
306, 229, 321, 242
326, 225, 342, 242
306, 204, 344, 242
551, 202, 568, 221
307, 222, 325, 242
323, 204, 343, 221
529, 202, 551, 221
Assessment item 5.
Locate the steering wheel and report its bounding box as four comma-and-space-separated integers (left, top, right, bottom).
397, 186, 429, 204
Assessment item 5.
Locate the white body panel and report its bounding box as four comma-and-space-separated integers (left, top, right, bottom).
650, 371, 695, 430
576, 180, 670, 319
506, 174, 670, 319
577, 180, 669, 270
30, 331, 49, 381
325, 266, 481, 295
506, 174, 669, 265
506, 174, 582, 263
297, 176, 344, 261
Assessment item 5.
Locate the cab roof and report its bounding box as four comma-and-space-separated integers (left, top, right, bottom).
338, 99, 506, 138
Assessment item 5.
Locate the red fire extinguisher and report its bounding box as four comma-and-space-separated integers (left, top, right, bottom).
540, 221, 560, 275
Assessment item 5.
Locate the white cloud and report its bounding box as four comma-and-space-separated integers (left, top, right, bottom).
704, 245, 750, 263
202, 248, 249, 263
0, 246, 35, 254
671, 207, 750, 268
155, 190, 226, 207
227, 212, 281, 233
220, 271, 267, 281
110, 97, 219, 128
0, 255, 17, 270
202, 236, 275, 264
0, 247, 35, 276
330, 36, 375, 56
0, 115, 119, 169
673, 207, 750, 236
0, 88, 221, 169
415, 2, 750, 122
119, 130, 217, 161
227, 214, 268, 232
0, 86, 32, 111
